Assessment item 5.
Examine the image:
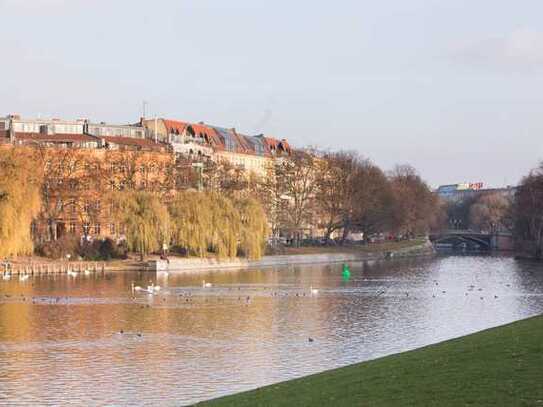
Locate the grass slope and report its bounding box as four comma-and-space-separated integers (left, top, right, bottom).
282, 238, 427, 256
198, 315, 543, 406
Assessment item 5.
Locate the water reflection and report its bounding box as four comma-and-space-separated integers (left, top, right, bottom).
0, 255, 542, 405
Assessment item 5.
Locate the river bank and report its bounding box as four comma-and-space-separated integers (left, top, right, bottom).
148, 238, 435, 272
198, 314, 543, 406
1, 239, 433, 275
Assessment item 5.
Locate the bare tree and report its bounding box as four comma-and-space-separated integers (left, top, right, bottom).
513, 164, 543, 258
389, 165, 440, 237
469, 193, 511, 234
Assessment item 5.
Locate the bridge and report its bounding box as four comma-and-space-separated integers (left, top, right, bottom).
429, 230, 492, 250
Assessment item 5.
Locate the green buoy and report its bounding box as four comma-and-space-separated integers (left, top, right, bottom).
342, 263, 351, 281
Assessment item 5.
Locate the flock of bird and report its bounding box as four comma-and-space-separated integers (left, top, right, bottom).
129, 280, 320, 299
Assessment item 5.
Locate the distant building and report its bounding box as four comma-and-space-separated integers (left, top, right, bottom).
84, 122, 145, 139
83, 121, 165, 152
437, 182, 516, 202
2, 113, 292, 171
142, 118, 292, 176
1, 114, 100, 148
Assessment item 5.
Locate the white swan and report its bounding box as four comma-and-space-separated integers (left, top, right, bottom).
19, 274, 29, 281
202, 280, 212, 288
84, 269, 91, 275
67, 270, 78, 277
147, 283, 161, 293
310, 285, 319, 295
2, 273, 11, 280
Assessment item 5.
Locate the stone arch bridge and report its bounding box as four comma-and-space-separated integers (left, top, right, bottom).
429, 230, 492, 250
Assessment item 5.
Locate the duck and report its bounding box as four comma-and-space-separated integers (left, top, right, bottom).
202, 280, 212, 288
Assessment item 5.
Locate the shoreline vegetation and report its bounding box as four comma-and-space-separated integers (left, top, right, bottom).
4, 238, 432, 273
1, 147, 445, 264
197, 314, 543, 407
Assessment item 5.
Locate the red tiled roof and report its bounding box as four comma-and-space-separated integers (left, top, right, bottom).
14, 132, 99, 143
163, 119, 189, 135
101, 136, 165, 151
160, 118, 291, 156
279, 138, 291, 153
190, 123, 216, 139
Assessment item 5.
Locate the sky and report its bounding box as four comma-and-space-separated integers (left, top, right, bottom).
1, 0, 542, 188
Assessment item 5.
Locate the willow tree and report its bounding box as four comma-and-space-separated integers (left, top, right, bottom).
169, 191, 211, 257
110, 191, 169, 261
0, 148, 43, 257
168, 191, 268, 259
209, 193, 240, 258
236, 197, 269, 260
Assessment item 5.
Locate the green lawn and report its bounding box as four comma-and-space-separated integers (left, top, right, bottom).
281, 238, 428, 256
197, 315, 543, 407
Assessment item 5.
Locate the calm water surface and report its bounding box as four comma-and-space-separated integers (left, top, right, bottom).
1, 255, 543, 406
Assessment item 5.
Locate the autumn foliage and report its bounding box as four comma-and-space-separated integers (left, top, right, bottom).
0, 148, 43, 257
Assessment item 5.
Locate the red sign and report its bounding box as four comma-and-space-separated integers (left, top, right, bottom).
469, 182, 483, 190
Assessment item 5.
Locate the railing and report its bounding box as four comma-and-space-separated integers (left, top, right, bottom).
1, 262, 106, 276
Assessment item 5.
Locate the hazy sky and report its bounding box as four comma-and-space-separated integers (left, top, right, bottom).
1, 0, 542, 187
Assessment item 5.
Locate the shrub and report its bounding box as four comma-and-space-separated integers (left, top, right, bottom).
36, 234, 80, 259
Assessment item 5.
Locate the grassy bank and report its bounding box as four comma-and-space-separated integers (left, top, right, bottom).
280, 238, 428, 256
198, 315, 543, 406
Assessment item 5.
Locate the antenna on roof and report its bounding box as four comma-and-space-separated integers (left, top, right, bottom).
142, 101, 148, 119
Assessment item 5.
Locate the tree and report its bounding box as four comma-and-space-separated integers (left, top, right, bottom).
109, 191, 169, 261
389, 165, 439, 236
272, 150, 317, 244
513, 164, 543, 258
209, 193, 240, 258
236, 197, 269, 259
257, 162, 289, 239
0, 147, 43, 257
347, 160, 395, 241
169, 191, 211, 257
314, 151, 358, 241
469, 193, 511, 234
204, 159, 248, 197
168, 191, 268, 259
38, 148, 103, 241
446, 196, 477, 230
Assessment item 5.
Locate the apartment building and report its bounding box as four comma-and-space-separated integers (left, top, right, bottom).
142, 118, 291, 176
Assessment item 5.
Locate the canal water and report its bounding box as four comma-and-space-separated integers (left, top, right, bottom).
1, 255, 543, 406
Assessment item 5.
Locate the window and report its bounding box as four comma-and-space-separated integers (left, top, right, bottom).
94, 224, 101, 235
69, 223, 76, 234
109, 223, 116, 235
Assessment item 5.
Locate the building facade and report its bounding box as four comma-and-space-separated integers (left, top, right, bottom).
142, 118, 291, 176
2, 112, 293, 243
